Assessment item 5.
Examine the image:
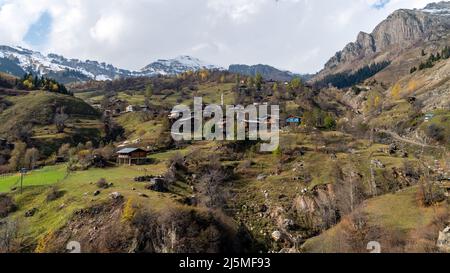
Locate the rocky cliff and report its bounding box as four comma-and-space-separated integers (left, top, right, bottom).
315, 2, 450, 83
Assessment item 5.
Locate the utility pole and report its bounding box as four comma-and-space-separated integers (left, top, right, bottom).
20, 168, 27, 194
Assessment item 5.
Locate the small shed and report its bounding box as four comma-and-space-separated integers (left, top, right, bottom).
116, 148, 148, 165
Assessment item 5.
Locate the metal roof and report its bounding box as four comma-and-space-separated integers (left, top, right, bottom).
117, 148, 144, 154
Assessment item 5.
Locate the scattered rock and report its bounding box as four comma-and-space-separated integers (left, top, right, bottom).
282, 219, 295, 230
278, 194, 288, 200
437, 226, 450, 252
279, 248, 299, 253
144, 178, 168, 192
110, 192, 122, 200
257, 174, 267, 181
389, 143, 398, 155
25, 208, 38, 218
371, 159, 385, 168
271, 231, 282, 242
138, 193, 149, 198
259, 204, 268, 213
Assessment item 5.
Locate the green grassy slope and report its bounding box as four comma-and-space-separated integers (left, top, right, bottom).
0, 91, 100, 136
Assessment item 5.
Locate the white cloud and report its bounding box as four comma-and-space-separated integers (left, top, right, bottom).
90, 13, 126, 45
0, 0, 439, 73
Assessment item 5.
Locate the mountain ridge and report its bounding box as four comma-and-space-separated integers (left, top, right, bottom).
228, 64, 311, 82
313, 1, 450, 86
0, 46, 222, 83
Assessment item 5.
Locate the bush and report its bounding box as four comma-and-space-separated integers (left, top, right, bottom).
122, 198, 137, 223
46, 187, 65, 202
0, 220, 20, 253
0, 194, 17, 218
132, 208, 256, 253
96, 178, 110, 189
324, 116, 337, 130
425, 124, 446, 143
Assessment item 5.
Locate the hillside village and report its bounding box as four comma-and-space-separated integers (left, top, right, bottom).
0, 2, 449, 254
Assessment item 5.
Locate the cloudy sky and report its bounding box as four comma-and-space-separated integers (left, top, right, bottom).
0, 0, 438, 73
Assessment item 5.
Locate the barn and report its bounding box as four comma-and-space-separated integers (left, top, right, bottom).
116, 148, 148, 165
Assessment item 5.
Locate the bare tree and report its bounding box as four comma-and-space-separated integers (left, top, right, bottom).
0, 220, 20, 253
24, 148, 39, 170
54, 107, 69, 133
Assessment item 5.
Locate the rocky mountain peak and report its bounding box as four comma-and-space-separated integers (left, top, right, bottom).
316, 2, 450, 82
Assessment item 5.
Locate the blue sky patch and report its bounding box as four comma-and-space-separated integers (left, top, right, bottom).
372, 0, 390, 10
24, 11, 53, 47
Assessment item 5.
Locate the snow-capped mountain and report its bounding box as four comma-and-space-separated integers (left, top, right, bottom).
0, 46, 220, 83
422, 1, 450, 15
140, 55, 222, 76
0, 45, 136, 83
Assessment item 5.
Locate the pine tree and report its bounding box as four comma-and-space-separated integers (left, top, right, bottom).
255, 73, 263, 91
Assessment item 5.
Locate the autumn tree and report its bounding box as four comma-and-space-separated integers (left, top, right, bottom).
272, 82, 278, 93
24, 148, 39, 170
290, 77, 302, 90
391, 82, 402, 100
8, 141, 26, 171
199, 70, 209, 82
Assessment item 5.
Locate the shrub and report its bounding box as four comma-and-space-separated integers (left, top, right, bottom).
425, 124, 446, 142
324, 116, 337, 130
46, 187, 65, 202
96, 178, 110, 189
35, 231, 56, 253
0, 220, 20, 253
0, 194, 17, 218
132, 208, 255, 253
122, 198, 137, 223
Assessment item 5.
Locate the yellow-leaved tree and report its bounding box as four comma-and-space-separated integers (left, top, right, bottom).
391, 82, 402, 99
407, 80, 417, 94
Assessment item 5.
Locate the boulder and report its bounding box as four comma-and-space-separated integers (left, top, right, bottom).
93, 190, 101, 196
110, 192, 122, 200
371, 159, 385, 168
145, 178, 168, 192
389, 143, 398, 155
271, 231, 282, 242
259, 204, 268, 213
25, 208, 38, 218
437, 226, 450, 252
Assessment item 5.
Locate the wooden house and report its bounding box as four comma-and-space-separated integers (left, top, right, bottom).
116, 148, 148, 165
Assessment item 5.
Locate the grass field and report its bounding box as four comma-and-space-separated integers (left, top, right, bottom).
4, 145, 200, 244
0, 165, 67, 193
